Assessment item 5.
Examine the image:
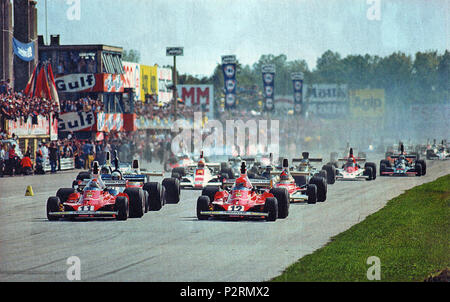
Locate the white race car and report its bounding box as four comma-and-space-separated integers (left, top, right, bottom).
174, 153, 224, 190
335, 149, 376, 181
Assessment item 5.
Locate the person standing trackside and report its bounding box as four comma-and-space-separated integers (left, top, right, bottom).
48, 142, 58, 173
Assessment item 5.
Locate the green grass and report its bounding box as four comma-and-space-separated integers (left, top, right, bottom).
272, 174, 450, 282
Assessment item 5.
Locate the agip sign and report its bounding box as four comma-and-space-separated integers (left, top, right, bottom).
349, 89, 385, 117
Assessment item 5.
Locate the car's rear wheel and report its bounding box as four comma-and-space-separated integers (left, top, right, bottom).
197, 196, 211, 220
76, 171, 91, 181
415, 163, 423, 176
143, 190, 149, 213
162, 178, 180, 204
171, 167, 185, 179
124, 188, 144, 218
417, 160, 426, 175
306, 184, 317, 204
264, 197, 278, 222
143, 182, 163, 211
56, 188, 76, 203
269, 188, 289, 219
47, 197, 62, 221
115, 196, 128, 221
322, 165, 336, 184
310, 176, 327, 202
201, 186, 220, 202
364, 166, 374, 181
365, 162, 377, 180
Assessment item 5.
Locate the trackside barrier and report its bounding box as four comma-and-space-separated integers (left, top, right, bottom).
43, 158, 75, 172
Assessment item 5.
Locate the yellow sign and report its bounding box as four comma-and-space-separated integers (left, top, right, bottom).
349, 89, 385, 117
140, 65, 158, 102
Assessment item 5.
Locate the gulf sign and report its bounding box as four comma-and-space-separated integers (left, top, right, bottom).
55, 74, 125, 93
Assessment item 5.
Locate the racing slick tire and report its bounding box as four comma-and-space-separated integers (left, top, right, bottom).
124, 188, 145, 218
269, 187, 289, 219
326, 161, 338, 169
197, 196, 211, 220
143, 182, 163, 211
322, 164, 336, 184
310, 176, 327, 202
171, 167, 185, 179
294, 175, 307, 187
414, 163, 423, 177
417, 160, 427, 175
364, 162, 377, 180
201, 186, 221, 202
162, 177, 180, 204
317, 169, 327, 181
143, 190, 149, 213
380, 159, 391, 168
76, 171, 91, 181
47, 197, 62, 221
306, 184, 317, 204
56, 188, 76, 203
115, 196, 128, 221
264, 197, 278, 222
220, 167, 234, 179
380, 163, 387, 176
426, 150, 434, 160
364, 166, 374, 181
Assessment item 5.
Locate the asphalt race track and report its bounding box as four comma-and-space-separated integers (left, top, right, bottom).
0, 157, 449, 282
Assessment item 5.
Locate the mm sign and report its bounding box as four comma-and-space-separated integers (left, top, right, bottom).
349, 89, 385, 117
166, 47, 184, 56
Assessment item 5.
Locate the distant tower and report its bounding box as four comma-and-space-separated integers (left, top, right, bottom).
13, 0, 38, 92
0, 0, 13, 86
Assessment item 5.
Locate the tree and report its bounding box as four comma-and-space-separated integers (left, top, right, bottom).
122, 49, 141, 63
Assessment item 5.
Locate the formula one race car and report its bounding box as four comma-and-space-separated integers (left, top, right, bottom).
269, 158, 318, 204
172, 152, 230, 190
196, 162, 289, 221
108, 157, 180, 208
334, 148, 377, 181
165, 153, 196, 172
380, 145, 426, 176
426, 140, 450, 160
47, 163, 146, 221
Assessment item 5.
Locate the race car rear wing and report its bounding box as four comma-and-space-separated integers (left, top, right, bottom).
390, 155, 417, 160
292, 158, 323, 163
75, 179, 128, 189
222, 179, 271, 189
269, 170, 311, 176
337, 158, 366, 162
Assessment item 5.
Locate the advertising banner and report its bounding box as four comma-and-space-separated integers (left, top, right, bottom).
222, 55, 237, 109
97, 112, 124, 132
305, 84, 348, 118
55, 73, 125, 93
262, 64, 276, 112
349, 89, 385, 117
7, 115, 49, 137
291, 72, 304, 115
122, 62, 141, 101
57, 112, 96, 132
158, 67, 173, 104
12, 37, 35, 62
140, 65, 158, 102
177, 85, 214, 118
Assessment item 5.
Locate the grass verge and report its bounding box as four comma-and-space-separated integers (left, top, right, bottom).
272, 174, 450, 282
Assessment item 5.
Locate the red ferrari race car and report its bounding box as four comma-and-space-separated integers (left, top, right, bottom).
46, 164, 147, 221
196, 162, 289, 221
269, 159, 318, 204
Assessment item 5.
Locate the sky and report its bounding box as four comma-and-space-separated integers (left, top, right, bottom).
34, 0, 449, 77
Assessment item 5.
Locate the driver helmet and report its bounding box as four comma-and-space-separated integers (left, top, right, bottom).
198, 158, 205, 168
87, 178, 101, 190
111, 171, 122, 180
280, 170, 289, 181
235, 176, 250, 189
399, 155, 406, 161
300, 159, 308, 166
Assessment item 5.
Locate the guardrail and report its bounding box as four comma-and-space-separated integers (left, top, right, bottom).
43, 158, 75, 172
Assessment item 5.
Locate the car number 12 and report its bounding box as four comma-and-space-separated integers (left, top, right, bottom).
228, 205, 244, 211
